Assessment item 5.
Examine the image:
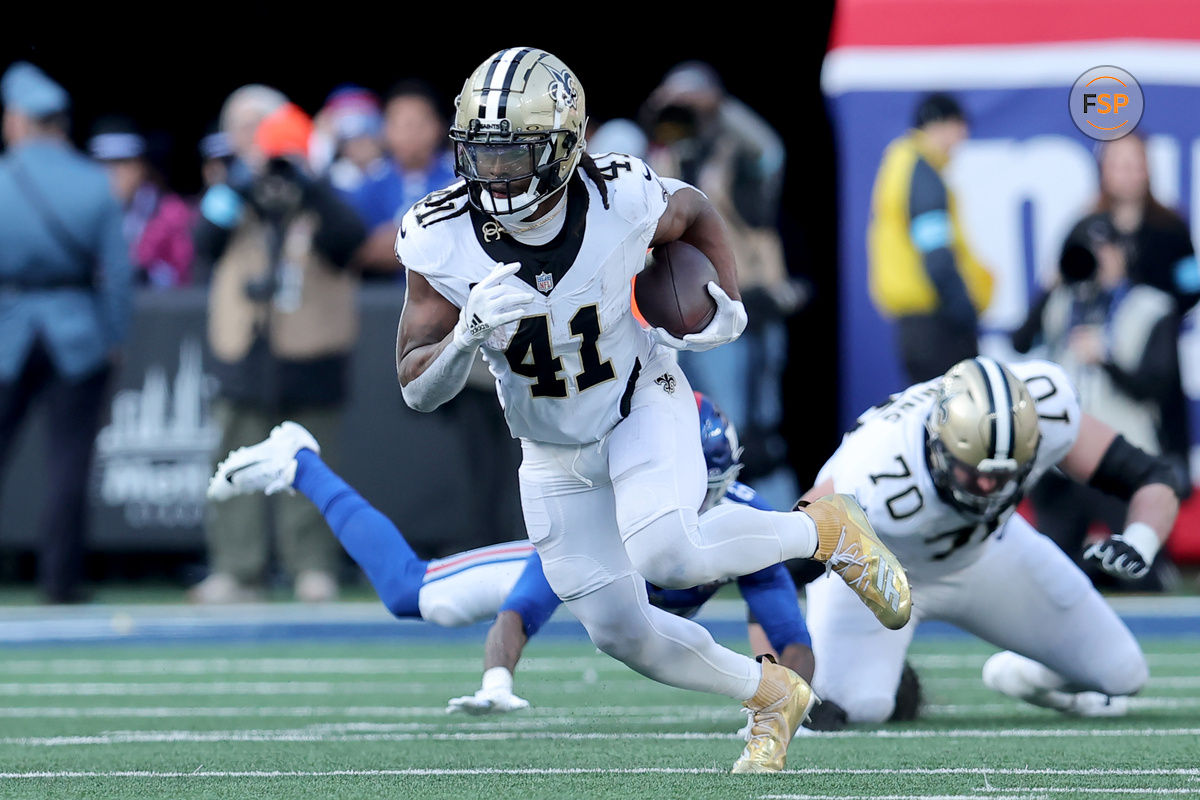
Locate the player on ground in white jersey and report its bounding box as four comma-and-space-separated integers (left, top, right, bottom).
392, 47, 910, 772
803, 356, 1179, 722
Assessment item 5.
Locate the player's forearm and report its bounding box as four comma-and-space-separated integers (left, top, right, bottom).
680, 199, 741, 301
1126, 483, 1179, 545
483, 610, 529, 673
398, 333, 476, 412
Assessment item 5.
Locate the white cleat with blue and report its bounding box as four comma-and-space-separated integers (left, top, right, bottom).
207, 421, 320, 501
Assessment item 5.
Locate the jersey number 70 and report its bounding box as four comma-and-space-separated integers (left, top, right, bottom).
505, 305, 615, 398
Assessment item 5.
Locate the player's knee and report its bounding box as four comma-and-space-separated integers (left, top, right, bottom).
623, 511, 710, 589
419, 598, 477, 628
584, 618, 643, 663
839, 692, 896, 724
1097, 648, 1148, 697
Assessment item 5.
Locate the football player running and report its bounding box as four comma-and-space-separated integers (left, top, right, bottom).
208, 395, 818, 718
803, 356, 1178, 723
446, 393, 818, 716
393, 47, 909, 772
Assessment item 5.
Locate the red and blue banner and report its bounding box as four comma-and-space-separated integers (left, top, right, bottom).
824, 0, 1200, 428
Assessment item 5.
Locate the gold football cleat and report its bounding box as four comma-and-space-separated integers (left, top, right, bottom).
731, 655, 818, 774
798, 494, 912, 630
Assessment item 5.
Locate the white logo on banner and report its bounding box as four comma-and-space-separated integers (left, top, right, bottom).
94, 339, 220, 528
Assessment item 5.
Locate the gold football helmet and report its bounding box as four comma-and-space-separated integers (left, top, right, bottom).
450, 47, 587, 218
926, 357, 1041, 519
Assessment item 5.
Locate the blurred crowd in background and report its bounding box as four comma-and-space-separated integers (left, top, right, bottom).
0, 53, 1195, 605
0, 59, 806, 605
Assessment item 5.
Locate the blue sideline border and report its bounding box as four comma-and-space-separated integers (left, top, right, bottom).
0, 599, 1196, 647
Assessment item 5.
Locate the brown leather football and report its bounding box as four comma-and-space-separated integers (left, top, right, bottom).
635, 241, 719, 338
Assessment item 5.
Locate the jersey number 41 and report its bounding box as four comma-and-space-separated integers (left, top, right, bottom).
506, 304, 615, 398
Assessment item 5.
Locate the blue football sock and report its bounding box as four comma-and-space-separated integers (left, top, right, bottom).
293, 449, 426, 618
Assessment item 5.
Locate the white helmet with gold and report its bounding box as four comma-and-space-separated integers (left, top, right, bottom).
450, 47, 587, 220
926, 357, 1041, 520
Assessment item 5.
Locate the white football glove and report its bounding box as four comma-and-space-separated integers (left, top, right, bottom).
453, 261, 535, 350
651, 281, 747, 352
446, 686, 530, 715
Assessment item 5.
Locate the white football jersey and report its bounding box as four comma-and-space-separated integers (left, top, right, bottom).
397, 154, 672, 444
817, 360, 1082, 578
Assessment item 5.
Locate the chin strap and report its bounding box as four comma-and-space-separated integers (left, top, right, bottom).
495, 183, 570, 238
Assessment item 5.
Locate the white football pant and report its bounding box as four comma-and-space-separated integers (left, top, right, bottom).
519, 351, 817, 701
806, 512, 1147, 721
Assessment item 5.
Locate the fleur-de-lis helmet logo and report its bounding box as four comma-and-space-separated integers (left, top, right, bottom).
546, 65, 578, 112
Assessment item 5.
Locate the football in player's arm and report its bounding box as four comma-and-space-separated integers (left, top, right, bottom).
394, 166, 746, 416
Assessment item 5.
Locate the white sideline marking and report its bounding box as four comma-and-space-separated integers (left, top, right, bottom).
987, 789, 1200, 795
909, 653, 1200, 670
760, 795, 1033, 800
0, 696, 1196, 720
7, 728, 1200, 747
3, 767, 1200, 779
2, 691, 1198, 719
0, 704, 736, 720
18, 675, 1199, 697
0, 681, 610, 696
926, 697, 1200, 714
6, 653, 1199, 676
0, 656, 622, 676
926, 676, 1200, 689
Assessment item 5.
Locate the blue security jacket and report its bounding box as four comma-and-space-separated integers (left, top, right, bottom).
0, 140, 133, 380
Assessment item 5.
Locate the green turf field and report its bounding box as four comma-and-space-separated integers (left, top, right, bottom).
0, 635, 1197, 800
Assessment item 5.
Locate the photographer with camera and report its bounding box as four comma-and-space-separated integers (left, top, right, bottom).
1013, 213, 1184, 590
191, 87, 366, 604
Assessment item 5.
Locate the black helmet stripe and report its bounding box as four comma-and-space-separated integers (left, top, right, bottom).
479, 47, 532, 121
975, 357, 1013, 462
476, 54, 504, 118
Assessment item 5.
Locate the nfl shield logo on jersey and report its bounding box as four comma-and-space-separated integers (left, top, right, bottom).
536, 271, 554, 293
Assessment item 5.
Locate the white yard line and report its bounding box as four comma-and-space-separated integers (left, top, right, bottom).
760, 795, 1037, 800
10, 677, 1194, 696
5, 728, 1200, 746
0, 704, 732, 719
925, 676, 1200, 689
0, 656, 621, 676
0, 681, 612, 696
926, 697, 1200, 713
978, 789, 1200, 795
0, 652, 1192, 676
2, 767, 1200, 779
0, 696, 1196, 720
909, 654, 1200, 670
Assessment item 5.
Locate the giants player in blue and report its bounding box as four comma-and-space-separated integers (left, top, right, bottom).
209, 393, 817, 716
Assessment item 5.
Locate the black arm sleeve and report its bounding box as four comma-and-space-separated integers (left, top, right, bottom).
1101, 312, 1181, 402
306, 180, 368, 268
910, 158, 975, 328
1088, 434, 1184, 500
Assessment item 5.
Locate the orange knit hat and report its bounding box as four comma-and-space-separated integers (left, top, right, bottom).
255, 102, 313, 160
